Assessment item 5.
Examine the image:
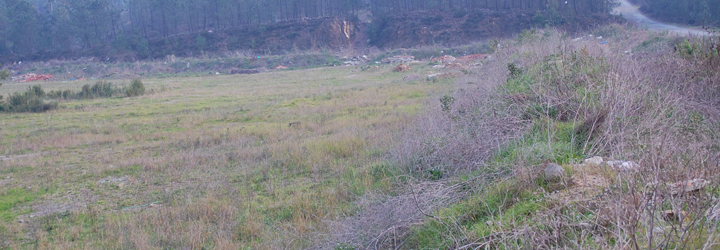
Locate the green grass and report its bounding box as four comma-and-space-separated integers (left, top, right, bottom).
408, 180, 542, 249
0, 188, 52, 222
634, 35, 674, 53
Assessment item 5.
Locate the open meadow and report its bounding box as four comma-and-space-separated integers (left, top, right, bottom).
0, 64, 453, 249
2, 24, 720, 249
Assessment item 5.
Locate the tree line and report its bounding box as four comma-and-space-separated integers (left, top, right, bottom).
1, 0, 617, 62
631, 0, 719, 27
370, 0, 615, 14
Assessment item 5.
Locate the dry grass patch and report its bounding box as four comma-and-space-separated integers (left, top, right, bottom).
0, 63, 454, 248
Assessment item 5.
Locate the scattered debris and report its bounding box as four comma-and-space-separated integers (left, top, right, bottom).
444, 63, 464, 69
431, 55, 456, 64
381, 55, 415, 64
343, 55, 368, 66
599, 41, 608, 44
275, 65, 289, 70
393, 64, 410, 72
15, 74, 54, 83
605, 160, 640, 172
230, 69, 260, 75
432, 64, 445, 69
427, 73, 456, 79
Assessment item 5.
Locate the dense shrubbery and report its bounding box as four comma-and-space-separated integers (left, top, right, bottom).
47, 81, 119, 100
125, 79, 145, 97
0, 85, 57, 113
46, 79, 145, 100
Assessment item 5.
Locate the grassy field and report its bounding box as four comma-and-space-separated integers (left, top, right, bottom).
3, 25, 719, 249
0, 64, 452, 249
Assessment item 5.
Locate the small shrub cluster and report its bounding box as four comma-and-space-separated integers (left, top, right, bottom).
45, 79, 145, 100
0, 85, 57, 113
0, 79, 145, 113
47, 81, 120, 100
674, 37, 720, 68
126, 78, 145, 97
0, 70, 8, 81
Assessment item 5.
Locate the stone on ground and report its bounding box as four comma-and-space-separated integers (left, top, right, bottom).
544, 163, 566, 181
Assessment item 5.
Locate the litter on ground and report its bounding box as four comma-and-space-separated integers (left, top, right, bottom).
16, 74, 54, 83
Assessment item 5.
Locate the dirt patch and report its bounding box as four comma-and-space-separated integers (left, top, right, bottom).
19, 190, 97, 222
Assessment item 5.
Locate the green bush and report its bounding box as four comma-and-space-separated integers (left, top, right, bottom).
0, 85, 58, 113
0, 63, 8, 80
507, 63, 523, 79
439, 95, 455, 112
125, 78, 146, 97
80, 81, 116, 99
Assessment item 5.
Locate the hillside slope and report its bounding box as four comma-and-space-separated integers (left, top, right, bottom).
2, 9, 619, 64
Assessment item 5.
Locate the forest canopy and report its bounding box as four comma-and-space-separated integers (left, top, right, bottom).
631, 0, 719, 27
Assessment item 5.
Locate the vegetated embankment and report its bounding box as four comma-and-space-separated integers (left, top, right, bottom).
328, 25, 720, 249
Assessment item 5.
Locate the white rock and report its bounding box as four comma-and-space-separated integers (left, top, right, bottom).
706, 203, 720, 221
583, 156, 604, 166
577, 222, 592, 229
653, 227, 667, 234
668, 179, 710, 195
606, 160, 639, 172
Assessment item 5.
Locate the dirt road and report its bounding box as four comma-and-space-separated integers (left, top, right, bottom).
612, 0, 709, 36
